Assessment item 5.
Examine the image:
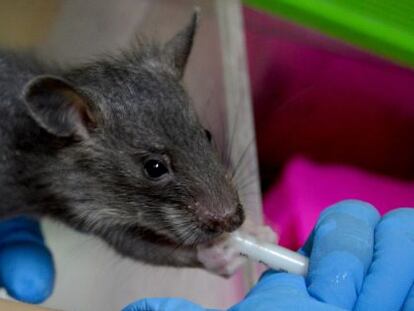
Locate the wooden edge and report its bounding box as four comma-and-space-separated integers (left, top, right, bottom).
215, 0, 264, 289
0, 299, 60, 311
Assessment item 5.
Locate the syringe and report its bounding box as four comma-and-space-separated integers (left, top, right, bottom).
230, 231, 309, 276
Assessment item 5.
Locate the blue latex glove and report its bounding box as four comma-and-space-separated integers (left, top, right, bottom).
122, 200, 414, 311
0, 216, 54, 304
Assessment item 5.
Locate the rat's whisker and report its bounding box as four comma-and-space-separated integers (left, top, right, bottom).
232, 153, 260, 188
223, 106, 242, 169
235, 174, 260, 192
231, 137, 255, 180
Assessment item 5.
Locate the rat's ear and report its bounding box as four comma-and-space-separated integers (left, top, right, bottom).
163, 11, 199, 79
23, 75, 97, 139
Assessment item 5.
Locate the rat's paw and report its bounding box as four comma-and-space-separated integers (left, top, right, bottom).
241, 218, 279, 244
197, 239, 246, 278
197, 225, 278, 277
245, 225, 278, 244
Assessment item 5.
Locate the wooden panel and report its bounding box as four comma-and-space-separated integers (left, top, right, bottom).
0, 0, 58, 48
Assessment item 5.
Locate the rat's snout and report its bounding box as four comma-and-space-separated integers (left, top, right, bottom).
198, 204, 245, 234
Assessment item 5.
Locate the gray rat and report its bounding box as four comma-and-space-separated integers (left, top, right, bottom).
0, 13, 247, 273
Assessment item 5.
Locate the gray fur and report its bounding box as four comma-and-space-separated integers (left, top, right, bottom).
0, 15, 244, 268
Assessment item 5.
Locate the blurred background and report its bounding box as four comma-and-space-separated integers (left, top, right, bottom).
243, 1, 414, 249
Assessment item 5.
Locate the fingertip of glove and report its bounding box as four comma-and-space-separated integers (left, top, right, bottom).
0, 243, 54, 304
6, 275, 53, 304
321, 200, 380, 225
382, 208, 414, 227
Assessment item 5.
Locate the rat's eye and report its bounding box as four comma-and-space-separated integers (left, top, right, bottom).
144, 159, 169, 180
204, 129, 212, 142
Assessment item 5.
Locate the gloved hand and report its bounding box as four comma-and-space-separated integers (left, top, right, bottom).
0, 216, 54, 304
122, 200, 414, 311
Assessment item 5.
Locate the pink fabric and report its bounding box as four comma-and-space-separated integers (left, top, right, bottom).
264, 157, 414, 250
243, 8, 414, 182
242, 8, 414, 249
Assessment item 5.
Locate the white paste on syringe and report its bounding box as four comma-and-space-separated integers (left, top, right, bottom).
230, 231, 309, 276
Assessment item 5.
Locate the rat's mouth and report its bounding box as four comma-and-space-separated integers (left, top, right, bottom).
171, 221, 238, 247
161, 205, 245, 246
170, 226, 220, 246
158, 222, 223, 247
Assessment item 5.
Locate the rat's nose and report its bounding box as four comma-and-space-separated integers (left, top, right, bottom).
200, 204, 245, 234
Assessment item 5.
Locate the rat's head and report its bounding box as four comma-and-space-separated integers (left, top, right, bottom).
22, 13, 244, 253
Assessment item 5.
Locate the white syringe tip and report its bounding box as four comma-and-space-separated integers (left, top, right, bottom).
230, 231, 309, 276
